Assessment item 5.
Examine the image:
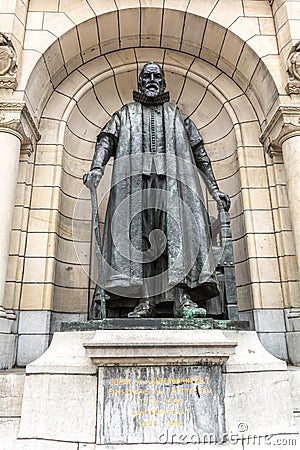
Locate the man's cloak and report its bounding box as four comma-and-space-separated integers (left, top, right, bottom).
92, 100, 219, 303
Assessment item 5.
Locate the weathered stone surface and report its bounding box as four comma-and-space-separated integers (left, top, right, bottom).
0, 369, 25, 417
286, 331, 300, 365
17, 334, 50, 367
0, 418, 21, 450
225, 371, 296, 437
258, 331, 288, 361
0, 316, 14, 333
83, 329, 237, 366
18, 373, 97, 443
0, 369, 25, 450
15, 330, 298, 448
223, 331, 286, 372
18, 310, 51, 334
0, 333, 16, 369
26, 331, 96, 375
288, 366, 300, 432
99, 365, 225, 445
15, 440, 78, 450
61, 318, 250, 332
17, 331, 98, 444
224, 332, 296, 438
51, 312, 88, 333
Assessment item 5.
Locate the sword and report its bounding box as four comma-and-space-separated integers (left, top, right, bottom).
83, 173, 106, 319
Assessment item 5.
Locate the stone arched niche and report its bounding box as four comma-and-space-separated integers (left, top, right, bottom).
20, 13, 280, 324
30, 46, 264, 318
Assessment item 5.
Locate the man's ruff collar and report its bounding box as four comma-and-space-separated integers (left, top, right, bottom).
133, 91, 170, 105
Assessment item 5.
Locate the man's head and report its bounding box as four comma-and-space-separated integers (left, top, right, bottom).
138, 62, 166, 97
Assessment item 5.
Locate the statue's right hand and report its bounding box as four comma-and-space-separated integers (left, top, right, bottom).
83, 169, 103, 189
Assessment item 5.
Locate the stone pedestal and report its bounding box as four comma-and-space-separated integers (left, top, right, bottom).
15, 328, 298, 449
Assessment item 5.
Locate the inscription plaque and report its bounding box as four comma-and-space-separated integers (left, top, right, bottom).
99, 365, 225, 444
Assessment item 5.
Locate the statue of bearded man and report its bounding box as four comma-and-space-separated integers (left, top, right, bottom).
84, 62, 230, 319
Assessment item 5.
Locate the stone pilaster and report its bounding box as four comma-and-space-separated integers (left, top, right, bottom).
0, 102, 39, 368
260, 106, 300, 281
260, 105, 300, 364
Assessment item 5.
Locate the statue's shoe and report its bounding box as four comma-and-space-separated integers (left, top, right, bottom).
128, 302, 157, 318
181, 306, 207, 319
174, 293, 207, 318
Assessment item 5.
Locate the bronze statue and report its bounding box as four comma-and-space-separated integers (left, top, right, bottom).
84, 62, 230, 319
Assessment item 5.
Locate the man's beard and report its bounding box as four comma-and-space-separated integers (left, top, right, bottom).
142, 84, 163, 97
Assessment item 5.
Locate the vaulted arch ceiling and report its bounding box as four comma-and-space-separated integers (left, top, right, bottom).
23, 10, 278, 129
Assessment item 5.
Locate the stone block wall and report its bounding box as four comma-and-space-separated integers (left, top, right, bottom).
0, 0, 300, 366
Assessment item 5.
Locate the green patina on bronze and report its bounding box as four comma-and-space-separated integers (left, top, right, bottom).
60, 318, 249, 332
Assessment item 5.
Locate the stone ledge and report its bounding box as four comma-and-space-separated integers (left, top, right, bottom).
83, 329, 237, 366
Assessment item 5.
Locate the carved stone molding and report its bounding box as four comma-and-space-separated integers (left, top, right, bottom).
260, 105, 300, 157
0, 33, 17, 90
286, 41, 300, 95
286, 82, 300, 96
0, 76, 17, 90
0, 102, 40, 155
83, 329, 237, 367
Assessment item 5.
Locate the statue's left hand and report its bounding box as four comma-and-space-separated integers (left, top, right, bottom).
213, 191, 231, 211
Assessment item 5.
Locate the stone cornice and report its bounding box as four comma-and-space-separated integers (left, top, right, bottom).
0, 102, 40, 155
83, 329, 237, 367
260, 105, 300, 157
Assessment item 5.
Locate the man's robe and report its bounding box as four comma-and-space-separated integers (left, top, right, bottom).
91, 98, 219, 303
